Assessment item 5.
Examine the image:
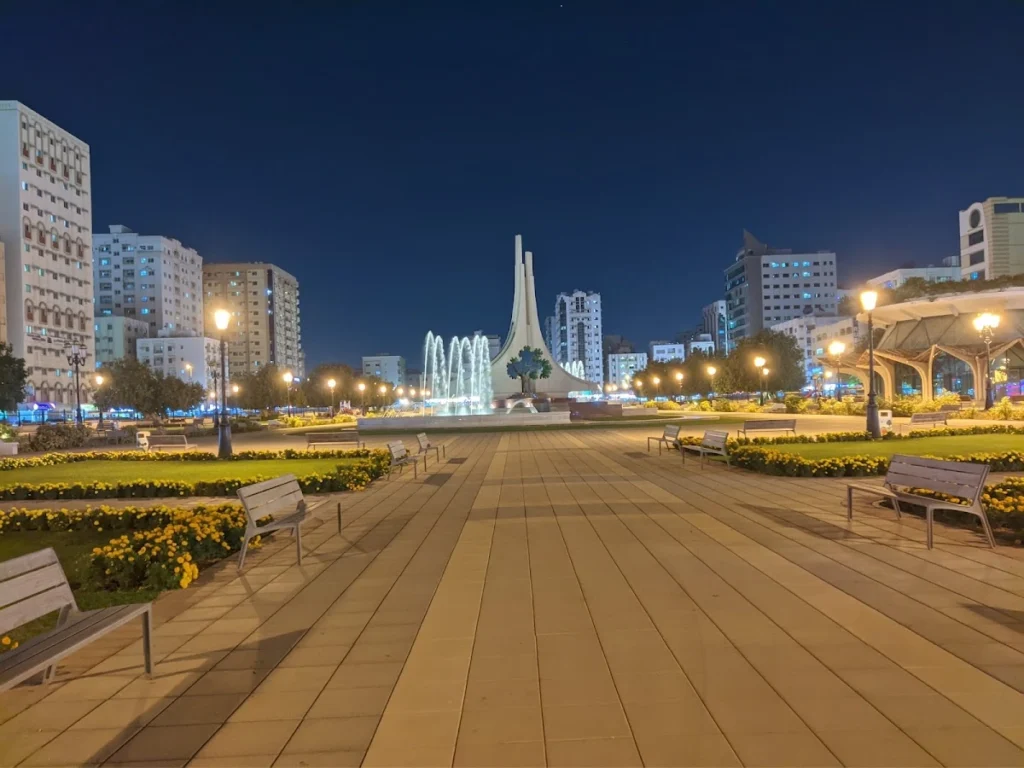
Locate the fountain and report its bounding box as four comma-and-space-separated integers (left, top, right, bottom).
422, 332, 494, 415
561, 360, 586, 379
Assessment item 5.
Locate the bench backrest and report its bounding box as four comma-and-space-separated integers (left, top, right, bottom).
884, 454, 988, 505
662, 425, 681, 440
702, 430, 729, 450
149, 434, 188, 445
388, 441, 408, 461
416, 433, 431, 451
237, 474, 304, 526
937, 404, 960, 413
910, 412, 947, 423
744, 419, 796, 430
0, 549, 76, 636
308, 432, 359, 442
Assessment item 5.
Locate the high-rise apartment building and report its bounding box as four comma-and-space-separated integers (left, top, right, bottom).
552, 290, 603, 386
93, 225, 203, 336
361, 354, 406, 388
94, 316, 150, 366
607, 352, 648, 388
136, 333, 220, 392
701, 300, 729, 353
725, 231, 838, 344
0, 101, 93, 407
648, 341, 687, 362
959, 197, 1024, 280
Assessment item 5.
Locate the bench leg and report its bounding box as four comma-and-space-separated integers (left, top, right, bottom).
979, 509, 996, 548
442, 445, 446, 458
337, 502, 343, 535
423, 455, 428, 472
295, 524, 303, 565
846, 486, 854, 521
142, 609, 154, 676
238, 534, 251, 570
647, 438, 652, 453
891, 497, 903, 519
412, 462, 418, 479
926, 507, 934, 549
43, 605, 73, 683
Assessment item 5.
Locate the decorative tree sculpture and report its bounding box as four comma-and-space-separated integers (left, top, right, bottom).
506, 347, 553, 394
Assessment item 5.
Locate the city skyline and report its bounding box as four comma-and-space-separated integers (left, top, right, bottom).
2, 2, 1022, 368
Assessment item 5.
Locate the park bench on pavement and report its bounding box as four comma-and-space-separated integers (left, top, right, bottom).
306, 431, 364, 450
387, 441, 419, 479
236, 474, 315, 570
647, 424, 681, 454
415, 433, 446, 468
681, 429, 730, 468
902, 411, 949, 432
1, 548, 154, 691
136, 432, 191, 452
738, 419, 797, 438
846, 454, 995, 549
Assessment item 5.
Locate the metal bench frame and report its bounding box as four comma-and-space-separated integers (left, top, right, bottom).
306, 432, 364, 450
137, 432, 191, 452
846, 454, 995, 549
901, 412, 949, 433
681, 429, 730, 468
1, 548, 153, 691
387, 441, 419, 479
647, 425, 681, 455
236, 474, 313, 570
738, 419, 797, 438
415, 433, 445, 469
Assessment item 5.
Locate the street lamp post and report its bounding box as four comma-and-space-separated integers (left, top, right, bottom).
378, 384, 387, 408
357, 381, 366, 412
327, 378, 337, 417
652, 376, 661, 396
283, 371, 294, 416
94, 374, 105, 429
828, 340, 846, 400
634, 379, 643, 400
213, 309, 233, 458
861, 290, 881, 437
674, 371, 683, 398
706, 365, 717, 400
973, 312, 1001, 410
184, 362, 193, 382
754, 356, 767, 406
65, 344, 87, 425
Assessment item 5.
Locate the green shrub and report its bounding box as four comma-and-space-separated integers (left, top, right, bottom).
655, 400, 682, 411
23, 424, 90, 452
729, 445, 1024, 477
784, 394, 808, 414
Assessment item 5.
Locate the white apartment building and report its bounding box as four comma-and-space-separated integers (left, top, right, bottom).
867, 265, 960, 290
770, 316, 839, 385
552, 291, 603, 386
93, 225, 203, 336
136, 333, 220, 392
607, 352, 648, 388
725, 231, 838, 343
362, 354, 405, 388
687, 334, 716, 357
959, 197, 1024, 280
0, 101, 93, 407
649, 341, 687, 362
701, 300, 729, 353
203, 263, 303, 379
94, 316, 150, 366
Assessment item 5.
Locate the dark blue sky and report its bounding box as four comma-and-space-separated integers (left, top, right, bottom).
5, 1, 1023, 367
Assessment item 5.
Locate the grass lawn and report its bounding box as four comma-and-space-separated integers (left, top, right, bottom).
0, 457, 359, 487
0, 529, 159, 644
768, 434, 1024, 459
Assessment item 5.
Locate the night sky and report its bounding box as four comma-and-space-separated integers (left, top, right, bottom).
4, 1, 1023, 368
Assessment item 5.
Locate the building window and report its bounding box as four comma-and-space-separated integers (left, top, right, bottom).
968, 230, 984, 246
994, 202, 1021, 214
969, 250, 985, 266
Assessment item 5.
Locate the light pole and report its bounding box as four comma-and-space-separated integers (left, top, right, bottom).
973, 312, 1001, 410
706, 365, 717, 400
65, 344, 87, 425
828, 340, 846, 400
231, 383, 239, 408
379, 384, 388, 408
94, 374, 105, 428
283, 371, 294, 416
754, 356, 767, 406
634, 379, 643, 400
761, 367, 770, 403
675, 371, 683, 397
184, 362, 193, 382
357, 381, 366, 412
327, 378, 337, 417
213, 309, 232, 458
652, 376, 661, 396
862, 290, 881, 437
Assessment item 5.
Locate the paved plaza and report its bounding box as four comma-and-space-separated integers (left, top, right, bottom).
3, 428, 1024, 766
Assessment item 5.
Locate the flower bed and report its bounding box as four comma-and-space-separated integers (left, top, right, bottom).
0, 449, 390, 501
727, 445, 1024, 477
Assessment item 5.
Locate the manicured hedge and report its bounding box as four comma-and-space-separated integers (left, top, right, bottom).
0, 447, 384, 472
727, 446, 1024, 478
731, 424, 1024, 447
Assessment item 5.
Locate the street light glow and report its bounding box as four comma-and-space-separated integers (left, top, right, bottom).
396, 386, 404, 396
762, 367, 770, 376
973, 312, 1001, 332
327, 378, 337, 390
652, 376, 660, 385
94, 374, 104, 386
282, 371, 294, 384
706, 365, 717, 376
675, 371, 683, 382
379, 384, 387, 395
357, 382, 366, 392
213, 309, 230, 332
860, 290, 878, 312
828, 340, 846, 357
754, 356, 766, 369
232, 384, 239, 394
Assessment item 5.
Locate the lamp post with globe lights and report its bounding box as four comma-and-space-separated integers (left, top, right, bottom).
213, 309, 233, 457
327, 378, 337, 417
828, 340, 846, 400
973, 312, 1001, 410
706, 365, 717, 400
861, 290, 881, 437
754, 356, 767, 406
64, 344, 88, 425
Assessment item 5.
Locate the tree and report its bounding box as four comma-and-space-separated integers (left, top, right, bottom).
94, 358, 204, 417
721, 330, 805, 393
232, 364, 288, 411
300, 363, 358, 406
0, 344, 28, 413
506, 347, 552, 394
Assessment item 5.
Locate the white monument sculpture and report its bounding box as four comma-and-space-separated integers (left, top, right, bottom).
490, 235, 597, 398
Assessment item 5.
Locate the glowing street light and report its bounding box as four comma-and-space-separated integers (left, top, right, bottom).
94, 374, 105, 429
184, 362, 193, 381
327, 378, 337, 417
396, 386, 404, 397
828, 340, 846, 400
974, 312, 1001, 410
706, 365, 717, 399
862, 290, 881, 436
652, 375, 661, 396
282, 371, 295, 417
213, 309, 232, 457
754, 355, 767, 406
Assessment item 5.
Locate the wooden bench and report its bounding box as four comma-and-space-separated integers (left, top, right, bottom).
681, 430, 730, 468
136, 432, 191, 452
846, 455, 995, 549
937, 403, 962, 414
1, 548, 153, 691
647, 425, 681, 455
902, 411, 949, 433
738, 419, 796, 438
415, 433, 445, 469
236, 474, 312, 570
387, 441, 419, 479
306, 431, 363, 450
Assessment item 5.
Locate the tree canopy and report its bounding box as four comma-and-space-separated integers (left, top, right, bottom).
0, 344, 28, 413
94, 358, 206, 417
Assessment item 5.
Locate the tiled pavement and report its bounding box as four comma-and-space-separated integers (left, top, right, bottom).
3, 429, 1024, 766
